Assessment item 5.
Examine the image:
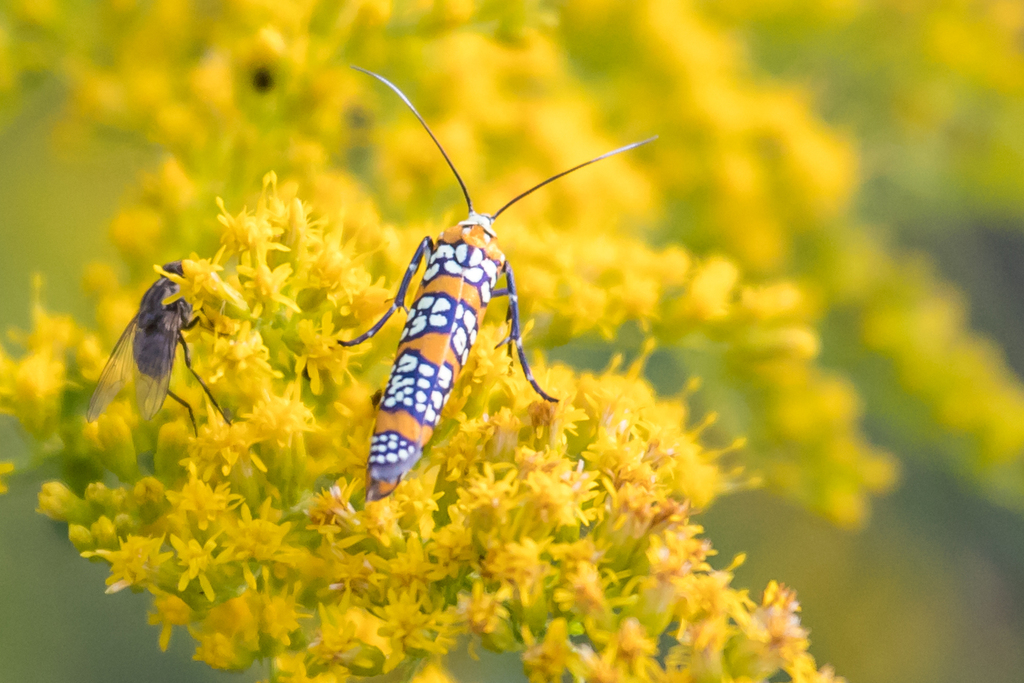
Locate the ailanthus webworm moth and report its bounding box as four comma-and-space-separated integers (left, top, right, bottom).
344, 67, 655, 501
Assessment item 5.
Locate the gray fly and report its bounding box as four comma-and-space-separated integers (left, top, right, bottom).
86, 261, 230, 434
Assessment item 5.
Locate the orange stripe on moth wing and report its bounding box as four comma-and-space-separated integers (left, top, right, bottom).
374, 409, 436, 443
395, 333, 467, 375
412, 275, 485, 314
417, 276, 492, 325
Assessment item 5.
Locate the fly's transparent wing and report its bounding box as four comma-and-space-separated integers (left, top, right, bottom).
87, 317, 139, 422
134, 326, 178, 420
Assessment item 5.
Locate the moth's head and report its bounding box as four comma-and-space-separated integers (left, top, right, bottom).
459, 211, 496, 241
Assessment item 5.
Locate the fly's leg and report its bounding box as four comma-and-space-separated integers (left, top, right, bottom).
339, 237, 434, 346
500, 263, 557, 402
182, 316, 215, 333
178, 332, 232, 425
166, 390, 198, 436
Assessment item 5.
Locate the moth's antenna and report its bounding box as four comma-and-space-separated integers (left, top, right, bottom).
492, 136, 658, 220
352, 66, 474, 214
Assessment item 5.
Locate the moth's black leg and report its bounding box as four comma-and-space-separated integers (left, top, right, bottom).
490, 287, 513, 354
178, 332, 232, 425
166, 390, 198, 435
339, 237, 434, 346
502, 262, 557, 402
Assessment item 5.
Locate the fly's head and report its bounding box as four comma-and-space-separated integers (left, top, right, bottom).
162, 260, 185, 277
157, 260, 192, 325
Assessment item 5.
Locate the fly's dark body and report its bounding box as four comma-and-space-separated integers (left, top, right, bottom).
133, 263, 191, 391
87, 261, 230, 434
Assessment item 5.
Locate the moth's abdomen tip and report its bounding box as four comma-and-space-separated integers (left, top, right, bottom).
365, 476, 401, 502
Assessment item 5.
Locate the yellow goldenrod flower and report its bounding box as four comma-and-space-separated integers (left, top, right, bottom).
259, 586, 309, 647
522, 618, 576, 683
376, 587, 459, 666
149, 592, 192, 651
294, 312, 350, 396
219, 499, 294, 591
82, 534, 173, 594
161, 250, 247, 312
165, 467, 242, 530
171, 533, 220, 601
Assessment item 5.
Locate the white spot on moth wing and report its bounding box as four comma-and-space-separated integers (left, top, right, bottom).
397, 354, 418, 372
417, 295, 436, 310
480, 281, 491, 304
452, 328, 467, 355
429, 314, 448, 328
432, 298, 452, 313
415, 390, 427, 403
437, 365, 453, 388
408, 315, 427, 337
468, 249, 483, 267
418, 364, 435, 377
423, 263, 441, 280
455, 244, 468, 263
431, 390, 444, 408
463, 309, 476, 330
463, 266, 484, 283
386, 453, 398, 463
482, 260, 499, 280
383, 397, 397, 408
424, 407, 437, 423
436, 244, 456, 259
417, 378, 431, 389
443, 260, 463, 276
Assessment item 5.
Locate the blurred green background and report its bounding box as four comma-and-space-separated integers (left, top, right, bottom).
4, 7, 1024, 683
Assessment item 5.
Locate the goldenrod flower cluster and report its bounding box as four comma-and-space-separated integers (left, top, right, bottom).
0, 0, 902, 525
20, 176, 836, 682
